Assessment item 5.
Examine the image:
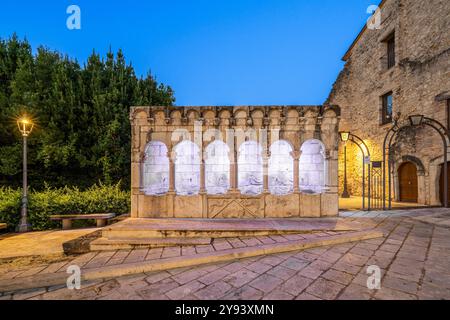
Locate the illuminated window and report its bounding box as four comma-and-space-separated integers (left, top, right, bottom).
381, 92, 393, 125
299, 139, 326, 194
142, 141, 169, 195
174, 140, 200, 196
238, 141, 263, 195
205, 140, 230, 195
269, 140, 294, 195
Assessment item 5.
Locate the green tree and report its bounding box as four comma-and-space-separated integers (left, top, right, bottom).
0, 34, 175, 189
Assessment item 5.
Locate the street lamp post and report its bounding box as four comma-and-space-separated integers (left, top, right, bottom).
340, 132, 351, 198
17, 117, 34, 233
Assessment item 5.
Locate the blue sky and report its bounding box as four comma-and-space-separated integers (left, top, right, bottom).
0, 0, 378, 106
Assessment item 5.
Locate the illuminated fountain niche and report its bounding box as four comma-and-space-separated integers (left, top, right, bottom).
205, 140, 230, 195
174, 140, 201, 196
299, 139, 326, 194
130, 105, 341, 218
269, 140, 294, 195
142, 141, 170, 196
238, 140, 263, 195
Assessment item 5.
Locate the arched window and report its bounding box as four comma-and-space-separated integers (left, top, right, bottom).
174, 140, 200, 196
205, 140, 230, 195
238, 141, 263, 195
269, 140, 294, 195
142, 141, 169, 195
299, 139, 327, 194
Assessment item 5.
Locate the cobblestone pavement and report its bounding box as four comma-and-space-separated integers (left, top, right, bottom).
1, 208, 450, 300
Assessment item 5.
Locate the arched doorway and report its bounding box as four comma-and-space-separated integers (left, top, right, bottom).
439, 162, 450, 206
398, 162, 418, 203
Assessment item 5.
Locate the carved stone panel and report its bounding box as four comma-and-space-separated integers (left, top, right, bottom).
265, 194, 300, 218
174, 196, 203, 218
207, 198, 262, 218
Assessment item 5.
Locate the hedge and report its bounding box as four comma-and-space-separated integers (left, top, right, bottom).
0, 183, 130, 231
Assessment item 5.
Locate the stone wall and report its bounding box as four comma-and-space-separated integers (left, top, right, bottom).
327, 0, 450, 205
129, 105, 341, 218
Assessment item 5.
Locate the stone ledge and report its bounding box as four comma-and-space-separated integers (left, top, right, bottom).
0, 229, 383, 293
90, 237, 212, 251
102, 217, 359, 240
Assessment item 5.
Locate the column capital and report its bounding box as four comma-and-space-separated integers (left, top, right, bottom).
291, 150, 301, 160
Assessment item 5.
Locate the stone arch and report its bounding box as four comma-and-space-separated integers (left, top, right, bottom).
205, 140, 230, 195
250, 108, 265, 117
169, 109, 181, 119
203, 110, 215, 120
141, 141, 170, 195
238, 140, 263, 195
299, 139, 327, 194
218, 108, 232, 118
268, 109, 281, 118
174, 140, 201, 196
286, 109, 300, 125
233, 108, 248, 119
186, 109, 200, 120
324, 105, 341, 117
269, 140, 294, 195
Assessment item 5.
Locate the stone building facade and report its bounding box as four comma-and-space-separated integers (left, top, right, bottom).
327, 0, 450, 206
129, 105, 340, 218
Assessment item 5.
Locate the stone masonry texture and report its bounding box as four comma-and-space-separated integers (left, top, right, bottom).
327, 0, 450, 205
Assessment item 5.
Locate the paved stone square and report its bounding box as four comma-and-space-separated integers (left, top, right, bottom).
0, 208, 449, 300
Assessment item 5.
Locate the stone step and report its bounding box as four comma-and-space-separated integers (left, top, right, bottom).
0, 229, 383, 293
102, 217, 357, 240
90, 237, 212, 251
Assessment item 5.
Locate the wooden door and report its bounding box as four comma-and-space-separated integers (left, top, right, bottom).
439, 162, 450, 206
398, 162, 418, 202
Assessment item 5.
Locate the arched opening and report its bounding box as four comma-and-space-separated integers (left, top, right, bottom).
142, 141, 170, 195
398, 162, 418, 202
205, 140, 230, 195
299, 139, 326, 194
174, 140, 201, 196
269, 140, 294, 195
439, 162, 450, 206
238, 141, 263, 195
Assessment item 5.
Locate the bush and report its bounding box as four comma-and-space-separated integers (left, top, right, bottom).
0, 183, 130, 231
0, 187, 21, 229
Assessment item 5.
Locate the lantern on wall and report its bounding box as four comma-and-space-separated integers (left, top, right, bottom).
409, 115, 424, 126
339, 131, 350, 143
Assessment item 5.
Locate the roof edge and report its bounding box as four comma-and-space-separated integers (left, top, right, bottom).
342, 0, 387, 62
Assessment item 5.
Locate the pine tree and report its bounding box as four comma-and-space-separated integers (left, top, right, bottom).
0, 35, 175, 188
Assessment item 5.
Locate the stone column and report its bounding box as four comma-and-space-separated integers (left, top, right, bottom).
169, 156, 175, 193
200, 159, 206, 194
263, 153, 269, 194
167, 150, 175, 217
230, 150, 238, 192
293, 151, 300, 193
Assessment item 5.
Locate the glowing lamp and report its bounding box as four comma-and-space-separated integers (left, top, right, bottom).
339, 132, 350, 142
17, 117, 34, 137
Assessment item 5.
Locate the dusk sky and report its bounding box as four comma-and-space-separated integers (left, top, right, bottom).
0, 0, 379, 106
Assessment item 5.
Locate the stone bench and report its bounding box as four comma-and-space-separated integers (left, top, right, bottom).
50, 213, 116, 230
0, 223, 6, 230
